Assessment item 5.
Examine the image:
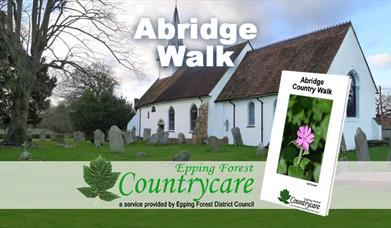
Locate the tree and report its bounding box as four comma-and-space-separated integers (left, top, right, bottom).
69, 91, 134, 138
376, 89, 391, 118
57, 62, 118, 101
0, 0, 138, 145
1, 42, 56, 128
39, 103, 73, 133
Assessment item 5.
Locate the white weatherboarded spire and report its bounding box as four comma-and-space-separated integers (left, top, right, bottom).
158, 3, 183, 78
167, 4, 183, 49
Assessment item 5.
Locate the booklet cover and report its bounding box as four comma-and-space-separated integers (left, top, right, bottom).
260, 70, 351, 216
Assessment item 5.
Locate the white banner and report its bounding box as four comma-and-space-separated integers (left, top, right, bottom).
0, 161, 390, 209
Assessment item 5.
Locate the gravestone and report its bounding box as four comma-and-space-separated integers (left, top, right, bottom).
256, 143, 267, 157
172, 151, 191, 161
231, 127, 243, 146
50, 132, 57, 141
149, 133, 159, 145
137, 151, 146, 158
56, 134, 65, 145
177, 133, 186, 144
18, 151, 32, 161
340, 134, 347, 153
149, 131, 169, 145
124, 131, 135, 144
93, 129, 105, 149
207, 136, 220, 152
26, 129, 32, 142
354, 128, 370, 161
143, 128, 151, 142
108, 126, 124, 152
131, 126, 137, 136
39, 129, 46, 141
73, 131, 85, 142
160, 132, 169, 145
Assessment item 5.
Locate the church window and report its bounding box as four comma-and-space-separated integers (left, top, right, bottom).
190, 104, 198, 131
347, 71, 359, 117
248, 101, 255, 126
169, 106, 175, 131
151, 106, 156, 112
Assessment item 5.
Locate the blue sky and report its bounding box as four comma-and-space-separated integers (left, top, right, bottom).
101, 1, 391, 101
351, 1, 391, 88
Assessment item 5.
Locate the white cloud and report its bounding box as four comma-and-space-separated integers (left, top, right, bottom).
368, 53, 391, 68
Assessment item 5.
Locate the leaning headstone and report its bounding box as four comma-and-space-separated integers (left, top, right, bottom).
207, 136, 220, 152
354, 128, 370, 161
56, 134, 65, 145
124, 131, 135, 144
108, 126, 124, 152
18, 151, 32, 161
172, 151, 191, 161
137, 151, 146, 158
39, 129, 46, 141
143, 128, 151, 142
73, 131, 85, 142
231, 127, 243, 146
94, 129, 105, 148
340, 134, 347, 153
256, 143, 267, 157
177, 133, 186, 144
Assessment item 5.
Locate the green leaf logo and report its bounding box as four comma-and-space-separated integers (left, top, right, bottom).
278, 189, 291, 204
78, 156, 120, 201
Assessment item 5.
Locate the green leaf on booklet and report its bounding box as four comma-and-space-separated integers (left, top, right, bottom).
277, 157, 288, 174
288, 166, 305, 179
282, 144, 299, 163
313, 162, 321, 183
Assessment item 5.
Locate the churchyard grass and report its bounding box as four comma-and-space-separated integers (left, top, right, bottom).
343, 146, 389, 161
0, 139, 388, 161
0, 209, 390, 227
0, 139, 264, 161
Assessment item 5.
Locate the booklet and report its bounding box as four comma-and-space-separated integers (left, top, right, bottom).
260, 70, 351, 216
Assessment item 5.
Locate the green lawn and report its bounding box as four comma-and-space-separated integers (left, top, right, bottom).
0, 139, 388, 161
0, 209, 390, 227
342, 146, 389, 161
0, 139, 264, 161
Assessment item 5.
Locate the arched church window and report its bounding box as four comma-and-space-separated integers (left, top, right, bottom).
169, 106, 175, 131
190, 104, 198, 131
347, 71, 358, 117
248, 101, 255, 126
151, 106, 156, 112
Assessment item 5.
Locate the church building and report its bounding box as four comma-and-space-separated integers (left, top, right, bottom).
128, 6, 382, 150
